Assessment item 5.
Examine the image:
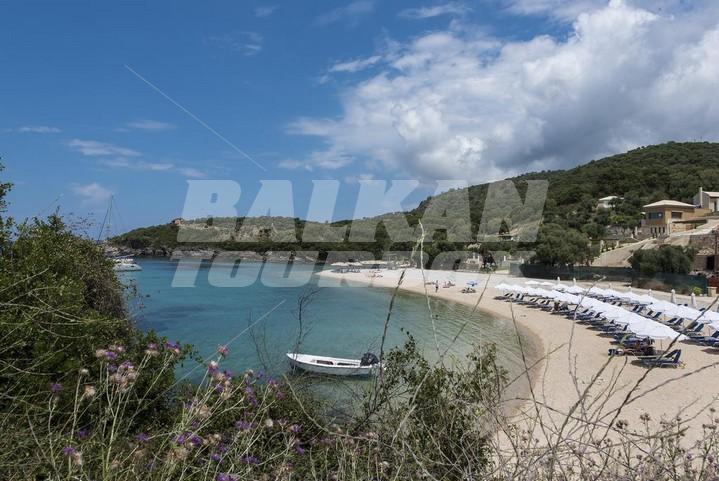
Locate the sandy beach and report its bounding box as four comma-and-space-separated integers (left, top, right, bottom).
317, 268, 719, 448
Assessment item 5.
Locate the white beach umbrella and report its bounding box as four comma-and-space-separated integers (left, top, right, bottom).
671, 289, 677, 304
691, 292, 697, 309
572, 277, 577, 285
639, 322, 689, 341
557, 276, 561, 282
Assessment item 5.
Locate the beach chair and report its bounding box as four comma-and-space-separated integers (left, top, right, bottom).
661, 317, 683, 327
603, 324, 630, 336
639, 349, 681, 368
678, 321, 704, 336
684, 323, 706, 339
695, 331, 719, 346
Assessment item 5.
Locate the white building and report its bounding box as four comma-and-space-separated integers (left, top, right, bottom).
597, 195, 621, 210
694, 187, 719, 212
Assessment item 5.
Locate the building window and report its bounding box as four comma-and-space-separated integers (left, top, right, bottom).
671, 211, 683, 219
647, 212, 663, 220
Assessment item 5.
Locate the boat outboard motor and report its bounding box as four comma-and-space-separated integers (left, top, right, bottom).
360, 352, 380, 366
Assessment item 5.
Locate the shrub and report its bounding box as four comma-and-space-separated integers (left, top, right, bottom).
629, 245, 697, 276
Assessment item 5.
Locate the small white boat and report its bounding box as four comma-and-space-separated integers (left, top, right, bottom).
112, 258, 142, 271
286, 352, 381, 377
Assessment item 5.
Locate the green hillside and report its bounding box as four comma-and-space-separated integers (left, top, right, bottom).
114, 142, 719, 257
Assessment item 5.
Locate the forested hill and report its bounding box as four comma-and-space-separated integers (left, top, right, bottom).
413, 141, 719, 232
114, 142, 719, 253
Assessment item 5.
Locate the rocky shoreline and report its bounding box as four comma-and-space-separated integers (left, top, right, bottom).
104, 244, 318, 263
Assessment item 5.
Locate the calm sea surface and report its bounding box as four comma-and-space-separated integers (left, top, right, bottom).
120, 258, 528, 386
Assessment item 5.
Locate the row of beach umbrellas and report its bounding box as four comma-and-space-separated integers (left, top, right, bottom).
514, 279, 719, 329
496, 283, 689, 340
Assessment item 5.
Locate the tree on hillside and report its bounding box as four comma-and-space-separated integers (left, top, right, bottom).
532, 223, 591, 267
0, 162, 13, 252
629, 245, 697, 276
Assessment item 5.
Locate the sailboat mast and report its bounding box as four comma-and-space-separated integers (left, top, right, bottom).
97, 195, 114, 243
107, 195, 113, 241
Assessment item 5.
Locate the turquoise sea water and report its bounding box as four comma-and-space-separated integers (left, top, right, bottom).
119, 258, 528, 384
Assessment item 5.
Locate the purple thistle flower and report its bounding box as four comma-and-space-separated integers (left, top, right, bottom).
234, 420, 252, 431
174, 432, 189, 445
216, 474, 235, 481
135, 432, 149, 444
241, 455, 259, 465
288, 424, 301, 433
62, 446, 76, 456
105, 351, 118, 360
189, 435, 203, 447
50, 382, 62, 394
294, 446, 306, 455
211, 452, 222, 462
76, 429, 90, 440
165, 341, 181, 355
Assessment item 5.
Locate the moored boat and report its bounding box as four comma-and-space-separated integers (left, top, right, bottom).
113, 258, 142, 271
286, 352, 381, 377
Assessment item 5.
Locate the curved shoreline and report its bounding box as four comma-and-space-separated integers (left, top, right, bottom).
316, 268, 719, 444
315, 269, 545, 420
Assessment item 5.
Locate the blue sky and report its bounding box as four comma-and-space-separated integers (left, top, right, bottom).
2, 0, 718, 234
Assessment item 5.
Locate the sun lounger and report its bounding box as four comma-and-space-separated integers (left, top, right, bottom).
695, 331, 719, 346
661, 317, 683, 327
678, 321, 704, 336
638, 349, 681, 368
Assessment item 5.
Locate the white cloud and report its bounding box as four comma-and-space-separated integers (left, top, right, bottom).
12, 126, 61, 133
319, 55, 383, 83
279, 145, 354, 170
206, 32, 263, 56
316, 1, 375, 26
288, 0, 719, 182
100, 157, 207, 178
123, 119, 176, 131
254, 5, 277, 18
178, 167, 208, 178
329, 55, 382, 73
504, 0, 705, 22
68, 139, 141, 157
101, 158, 175, 171
72, 182, 113, 204
399, 2, 470, 20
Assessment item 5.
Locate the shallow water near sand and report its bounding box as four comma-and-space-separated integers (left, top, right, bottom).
120, 258, 530, 399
